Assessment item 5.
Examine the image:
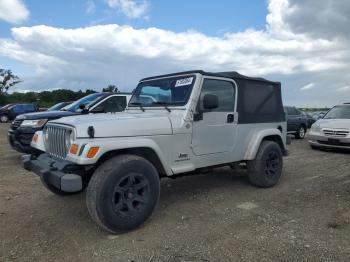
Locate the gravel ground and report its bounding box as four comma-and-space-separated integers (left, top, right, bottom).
1, 123, 350, 261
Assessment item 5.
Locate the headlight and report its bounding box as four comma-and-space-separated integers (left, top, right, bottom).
65, 130, 75, 148
16, 115, 26, 120
21, 119, 48, 128
310, 123, 321, 133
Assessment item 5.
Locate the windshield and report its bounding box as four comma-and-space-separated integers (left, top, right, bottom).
129, 75, 196, 107
62, 93, 105, 112
1, 104, 13, 110
48, 102, 68, 111
323, 106, 350, 119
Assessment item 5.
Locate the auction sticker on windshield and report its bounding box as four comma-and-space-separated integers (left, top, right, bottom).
175, 77, 193, 87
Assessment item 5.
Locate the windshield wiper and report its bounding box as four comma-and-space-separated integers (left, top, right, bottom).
129, 102, 145, 112
152, 102, 171, 112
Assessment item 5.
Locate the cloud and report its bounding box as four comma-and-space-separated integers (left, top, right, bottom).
337, 86, 350, 92
300, 83, 315, 91
0, 0, 29, 24
107, 0, 149, 19
85, 1, 96, 15
283, 0, 350, 39
0, 0, 349, 107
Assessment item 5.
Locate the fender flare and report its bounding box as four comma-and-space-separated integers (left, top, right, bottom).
244, 129, 286, 160
69, 137, 173, 176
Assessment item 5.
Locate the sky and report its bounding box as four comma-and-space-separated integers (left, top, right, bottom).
0, 0, 349, 107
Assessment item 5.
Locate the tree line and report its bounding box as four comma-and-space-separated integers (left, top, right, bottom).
0, 89, 98, 108
0, 68, 122, 108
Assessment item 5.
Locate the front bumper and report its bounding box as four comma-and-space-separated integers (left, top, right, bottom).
22, 153, 84, 192
8, 128, 40, 154
308, 132, 350, 150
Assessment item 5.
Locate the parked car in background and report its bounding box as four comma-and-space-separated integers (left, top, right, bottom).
302, 111, 316, 128
308, 104, 350, 150
47, 101, 73, 111
8, 92, 131, 154
284, 106, 308, 139
0, 104, 37, 123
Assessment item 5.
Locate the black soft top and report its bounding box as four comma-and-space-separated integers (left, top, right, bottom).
141, 70, 279, 85
141, 70, 284, 124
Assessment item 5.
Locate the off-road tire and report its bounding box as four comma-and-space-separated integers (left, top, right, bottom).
86, 154, 160, 233
247, 141, 283, 188
295, 125, 306, 139
0, 114, 9, 123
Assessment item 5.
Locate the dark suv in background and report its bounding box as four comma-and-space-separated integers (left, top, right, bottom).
284, 106, 308, 139
8, 92, 131, 154
0, 104, 37, 123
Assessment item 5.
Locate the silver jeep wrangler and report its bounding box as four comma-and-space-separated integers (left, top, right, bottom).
23, 70, 288, 233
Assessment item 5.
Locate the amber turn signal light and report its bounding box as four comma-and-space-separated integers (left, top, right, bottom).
32, 134, 38, 142
87, 147, 99, 158
69, 144, 79, 155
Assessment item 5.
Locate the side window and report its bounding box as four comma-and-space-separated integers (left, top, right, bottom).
99, 96, 127, 112
12, 105, 23, 113
289, 107, 300, 115
293, 107, 301, 115
198, 79, 235, 112
23, 104, 34, 112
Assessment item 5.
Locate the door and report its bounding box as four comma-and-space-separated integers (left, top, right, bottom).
192, 78, 237, 155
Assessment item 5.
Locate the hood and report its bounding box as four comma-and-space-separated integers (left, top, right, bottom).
16, 110, 79, 120
50, 111, 174, 137
317, 119, 350, 129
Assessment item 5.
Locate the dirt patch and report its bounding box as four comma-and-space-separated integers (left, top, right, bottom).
1, 123, 350, 261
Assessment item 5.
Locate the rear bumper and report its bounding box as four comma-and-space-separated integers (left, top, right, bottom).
22, 153, 85, 192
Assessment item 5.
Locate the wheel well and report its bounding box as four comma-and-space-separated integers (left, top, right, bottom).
96, 147, 167, 177
263, 135, 285, 151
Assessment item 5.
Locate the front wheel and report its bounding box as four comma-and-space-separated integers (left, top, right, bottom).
295, 125, 306, 139
86, 154, 160, 233
247, 141, 283, 188
0, 114, 9, 123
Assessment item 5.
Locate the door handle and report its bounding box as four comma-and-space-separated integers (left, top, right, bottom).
227, 114, 234, 123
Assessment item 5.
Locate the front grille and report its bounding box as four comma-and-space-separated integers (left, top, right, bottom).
323, 129, 349, 137
44, 124, 72, 159
11, 119, 23, 130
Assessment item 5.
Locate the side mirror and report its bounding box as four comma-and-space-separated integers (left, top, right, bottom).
203, 94, 218, 110
79, 104, 86, 110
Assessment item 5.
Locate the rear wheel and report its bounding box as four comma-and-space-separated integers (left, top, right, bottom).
86, 154, 160, 233
0, 114, 8, 123
295, 125, 306, 139
247, 141, 283, 188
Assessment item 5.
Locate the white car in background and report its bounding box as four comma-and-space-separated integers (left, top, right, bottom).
308, 104, 350, 150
